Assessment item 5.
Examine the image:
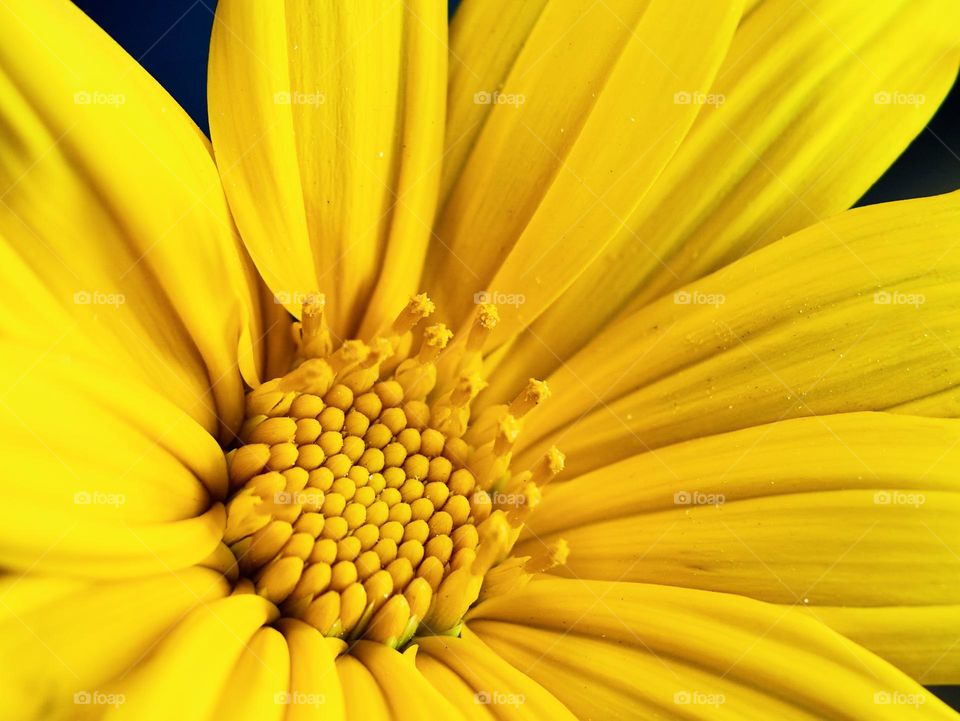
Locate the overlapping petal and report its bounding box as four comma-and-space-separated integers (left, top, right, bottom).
0, 0, 265, 438
102, 594, 276, 721
209, 0, 447, 338
514, 413, 960, 681
0, 568, 229, 721
516, 191, 960, 477
353, 641, 467, 721
417, 629, 578, 720
469, 578, 958, 720
210, 627, 290, 721
1, 1, 958, 720
276, 619, 346, 721
426, 0, 742, 341
480, 0, 960, 398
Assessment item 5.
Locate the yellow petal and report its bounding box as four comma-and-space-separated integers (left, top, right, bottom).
0, 501, 225, 579
626, 0, 960, 307
0, 575, 85, 622
427, 0, 742, 340
440, 0, 549, 204
359, 3, 449, 339
101, 594, 275, 721
276, 619, 346, 721
2, 340, 227, 499
517, 414, 960, 678
526, 412, 960, 531
0, 567, 229, 721
517, 191, 960, 477
337, 654, 392, 721
802, 605, 960, 685
469, 578, 958, 720
256, 277, 299, 382
211, 627, 290, 721
442, 0, 764, 206
0, 0, 263, 437
0, 338, 232, 578
352, 641, 467, 721
209, 0, 447, 337
516, 413, 960, 606
414, 653, 494, 721
486, 0, 960, 397
417, 628, 577, 720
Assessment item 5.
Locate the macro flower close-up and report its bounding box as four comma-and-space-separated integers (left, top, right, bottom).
4, 0, 960, 718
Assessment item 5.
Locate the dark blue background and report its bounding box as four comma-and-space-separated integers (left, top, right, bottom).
69, 0, 960, 708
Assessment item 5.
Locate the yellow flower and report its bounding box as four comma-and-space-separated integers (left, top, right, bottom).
1, 0, 960, 718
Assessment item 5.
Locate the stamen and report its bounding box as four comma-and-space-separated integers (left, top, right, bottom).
508, 378, 552, 418
504, 481, 540, 526
389, 293, 436, 338
395, 324, 452, 400
419, 324, 454, 363
340, 338, 393, 394
526, 537, 570, 573
431, 373, 486, 438
477, 538, 569, 602
464, 378, 550, 447
299, 293, 333, 358
433, 303, 500, 393
329, 340, 369, 376
277, 359, 335, 396
469, 414, 519, 491
467, 304, 499, 353
222, 293, 562, 647
507, 446, 565, 495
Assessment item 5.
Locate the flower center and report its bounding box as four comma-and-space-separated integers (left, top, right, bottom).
223, 294, 563, 648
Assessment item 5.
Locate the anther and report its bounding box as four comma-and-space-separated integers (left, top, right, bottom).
508, 378, 551, 418
527, 446, 565, 490
457, 303, 500, 378
467, 304, 499, 352
389, 293, 436, 338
